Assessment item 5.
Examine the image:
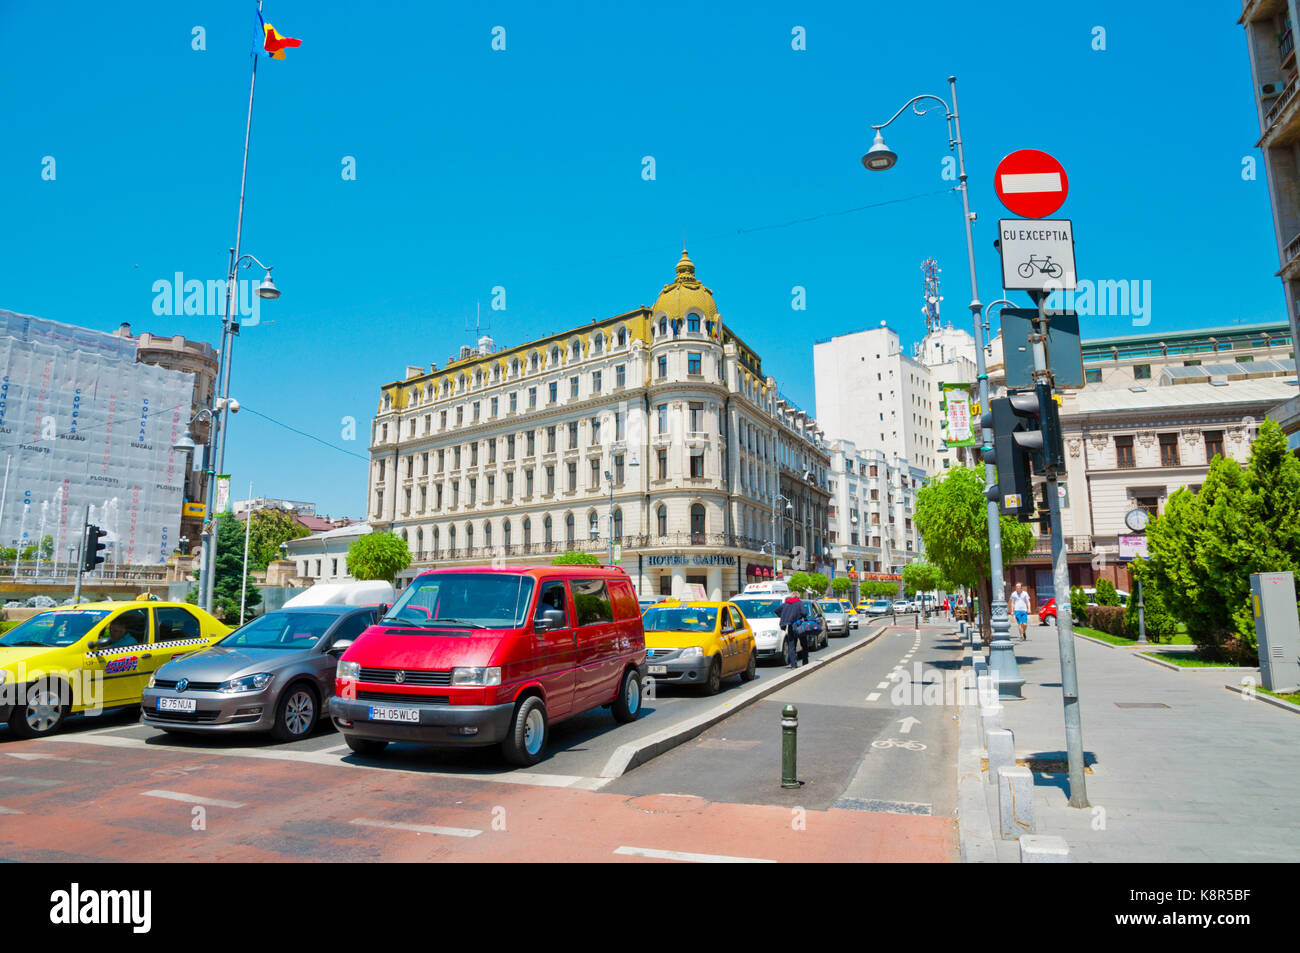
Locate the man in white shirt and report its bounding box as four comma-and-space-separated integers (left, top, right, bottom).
1010, 582, 1032, 640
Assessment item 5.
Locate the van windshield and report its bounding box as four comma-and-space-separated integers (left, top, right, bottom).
730, 598, 782, 618
382, 573, 535, 631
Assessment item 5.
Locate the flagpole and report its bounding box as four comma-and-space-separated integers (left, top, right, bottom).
202, 16, 260, 615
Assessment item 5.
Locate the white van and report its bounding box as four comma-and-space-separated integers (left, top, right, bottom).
737, 580, 792, 596
283, 580, 395, 609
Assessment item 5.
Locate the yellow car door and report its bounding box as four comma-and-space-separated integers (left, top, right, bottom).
716, 608, 738, 676
87, 607, 152, 707
732, 605, 756, 662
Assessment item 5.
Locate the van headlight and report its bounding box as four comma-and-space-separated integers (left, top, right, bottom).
218, 673, 273, 694
337, 660, 361, 680
451, 667, 501, 686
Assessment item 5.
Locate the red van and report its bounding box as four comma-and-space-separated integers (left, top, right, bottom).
328, 565, 646, 766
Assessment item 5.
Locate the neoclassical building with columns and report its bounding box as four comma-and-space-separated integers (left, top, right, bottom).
366, 252, 832, 600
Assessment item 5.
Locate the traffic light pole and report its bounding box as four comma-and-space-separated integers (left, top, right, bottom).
72, 506, 88, 605
1029, 292, 1089, 808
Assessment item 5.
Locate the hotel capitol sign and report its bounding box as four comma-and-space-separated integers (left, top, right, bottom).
646, 553, 738, 567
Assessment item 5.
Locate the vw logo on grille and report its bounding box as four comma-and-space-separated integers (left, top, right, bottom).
394, 671, 406, 684
176, 678, 189, 693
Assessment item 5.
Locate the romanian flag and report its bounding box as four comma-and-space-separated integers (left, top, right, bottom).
257, 8, 301, 59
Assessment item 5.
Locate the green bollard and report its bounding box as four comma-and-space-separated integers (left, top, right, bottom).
781, 703, 799, 788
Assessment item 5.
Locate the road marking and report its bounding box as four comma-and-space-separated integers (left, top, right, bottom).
142, 790, 247, 809
317, 744, 350, 755
351, 818, 481, 838
43, 732, 602, 789
0, 805, 22, 815
875, 682, 890, 690
898, 716, 921, 734
0, 776, 62, 787
614, 845, 775, 863
865, 692, 881, 702
4, 752, 111, 765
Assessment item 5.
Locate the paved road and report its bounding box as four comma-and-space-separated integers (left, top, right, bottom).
0, 617, 961, 862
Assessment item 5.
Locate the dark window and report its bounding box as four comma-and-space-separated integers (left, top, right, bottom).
1133, 364, 1151, 380
688, 353, 702, 375
1115, 435, 1135, 469
1204, 430, 1224, 462
1159, 433, 1180, 467
328, 611, 374, 647
154, 606, 200, 643
572, 579, 614, 626
104, 608, 149, 648
690, 452, 705, 478
1085, 368, 1102, 383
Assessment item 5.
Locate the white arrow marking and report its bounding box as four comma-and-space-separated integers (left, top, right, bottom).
898, 716, 921, 734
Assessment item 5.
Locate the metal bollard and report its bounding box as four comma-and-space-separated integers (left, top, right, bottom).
781, 703, 799, 788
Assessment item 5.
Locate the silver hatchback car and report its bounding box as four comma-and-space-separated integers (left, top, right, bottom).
141, 605, 380, 741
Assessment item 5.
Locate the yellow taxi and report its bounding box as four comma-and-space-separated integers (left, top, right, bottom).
0, 601, 230, 738
641, 600, 757, 695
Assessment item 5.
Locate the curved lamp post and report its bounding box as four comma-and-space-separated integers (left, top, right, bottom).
864, 75, 1022, 697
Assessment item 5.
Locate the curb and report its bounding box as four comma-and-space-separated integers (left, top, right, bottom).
598, 622, 893, 778
1224, 682, 1300, 715
956, 633, 998, 863
1074, 632, 1195, 652
1135, 652, 1260, 674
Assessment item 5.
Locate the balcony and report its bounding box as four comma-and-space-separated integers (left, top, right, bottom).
1282, 28, 1295, 66
1283, 229, 1300, 278
1260, 76, 1300, 145
1028, 534, 1093, 556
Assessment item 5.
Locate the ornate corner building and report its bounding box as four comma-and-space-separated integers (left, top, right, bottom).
367, 252, 832, 600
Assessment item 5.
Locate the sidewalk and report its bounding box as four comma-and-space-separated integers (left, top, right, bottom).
964, 623, 1300, 863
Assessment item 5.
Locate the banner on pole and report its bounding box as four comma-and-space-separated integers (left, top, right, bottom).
940, 382, 977, 447
215, 475, 231, 514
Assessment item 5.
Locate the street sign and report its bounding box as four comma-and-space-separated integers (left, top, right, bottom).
998, 219, 1077, 292
995, 149, 1068, 218
1000, 308, 1085, 389
182, 502, 206, 518
1118, 535, 1148, 561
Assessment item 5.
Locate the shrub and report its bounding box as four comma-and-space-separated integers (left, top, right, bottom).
1123, 562, 1175, 644
1070, 585, 1088, 625
1095, 578, 1120, 606
1086, 605, 1127, 636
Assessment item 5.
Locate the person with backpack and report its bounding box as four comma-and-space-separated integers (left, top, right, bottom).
778, 594, 808, 669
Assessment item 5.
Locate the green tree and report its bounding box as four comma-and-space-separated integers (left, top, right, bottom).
807, 572, 829, 597
914, 465, 1035, 643
1145, 420, 1300, 663
211, 512, 261, 622
346, 531, 412, 583
830, 576, 852, 597
902, 560, 941, 597
786, 571, 812, 594
551, 551, 601, 565
245, 508, 310, 571
1123, 559, 1175, 643
1094, 578, 1120, 606
863, 580, 897, 599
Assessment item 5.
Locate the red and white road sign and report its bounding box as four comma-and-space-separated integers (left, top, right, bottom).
994, 149, 1068, 218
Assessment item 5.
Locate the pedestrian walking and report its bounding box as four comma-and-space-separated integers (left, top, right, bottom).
1010, 582, 1031, 640
778, 594, 807, 669
942, 596, 950, 620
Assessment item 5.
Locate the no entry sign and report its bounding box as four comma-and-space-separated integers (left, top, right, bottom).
995, 149, 1068, 218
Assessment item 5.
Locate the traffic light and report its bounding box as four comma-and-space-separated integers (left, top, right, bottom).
981, 382, 1067, 517
82, 524, 108, 572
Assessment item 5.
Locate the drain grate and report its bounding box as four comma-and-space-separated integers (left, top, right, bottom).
1115, 702, 1170, 709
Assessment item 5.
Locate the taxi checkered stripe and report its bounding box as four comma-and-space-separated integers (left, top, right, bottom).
85, 637, 210, 658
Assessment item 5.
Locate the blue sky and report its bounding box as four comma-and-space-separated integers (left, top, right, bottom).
0, 0, 1280, 518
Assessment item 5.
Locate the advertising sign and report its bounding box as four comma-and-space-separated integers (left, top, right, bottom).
940, 382, 976, 447
1118, 535, 1149, 561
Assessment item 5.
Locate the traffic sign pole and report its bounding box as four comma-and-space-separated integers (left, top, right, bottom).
72, 505, 88, 605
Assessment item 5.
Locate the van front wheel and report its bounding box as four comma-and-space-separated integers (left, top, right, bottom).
502, 696, 548, 766
611, 669, 642, 723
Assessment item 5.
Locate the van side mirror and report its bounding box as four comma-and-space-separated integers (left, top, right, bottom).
534, 608, 566, 633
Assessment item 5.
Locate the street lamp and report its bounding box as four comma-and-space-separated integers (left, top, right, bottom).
865, 75, 1022, 697
769, 494, 792, 579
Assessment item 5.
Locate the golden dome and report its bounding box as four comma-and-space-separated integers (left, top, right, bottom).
651, 250, 719, 321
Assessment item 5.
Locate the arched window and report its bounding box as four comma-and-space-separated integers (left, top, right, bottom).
659, 317, 667, 336
544, 516, 553, 546
503, 519, 511, 548
474, 369, 483, 386
383, 394, 392, 410
617, 327, 627, 347
656, 505, 667, 537
466, 522, 474, 552
593, 334, 603, 355
415, 527, 423, 556
565, 513, 575, 545
511, 358, 521, 376
483, 521, 492, 548
522, 517, 531, 546
691, 504, 706, 541
448, 524, 457, 556
571, 340, 581, 360
613, 508, 623, 541
530, 353, 539, 372
687, 313, 700, 333
588, 511, 599, 539
550, 346, 560, 366
432, 527, 439, 556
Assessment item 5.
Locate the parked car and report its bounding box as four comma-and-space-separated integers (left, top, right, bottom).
818, 600, 850, 637
642, 600, 756, 694
891, 600, 911, 614
836, 600, 860, 629
141, 605, 381, 740
801, 600, 829, 650
330, 565, 646, 766
729, 594, 791, 662
1038, 598, 1058, 624
1081, 587, 1130, 606
0, 601, 230, 738
865, 600, 892, 616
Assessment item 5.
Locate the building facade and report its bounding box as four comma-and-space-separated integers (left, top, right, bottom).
826, 438, 924, 591
367, 252, 832, 600
284, 521, 371, 585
